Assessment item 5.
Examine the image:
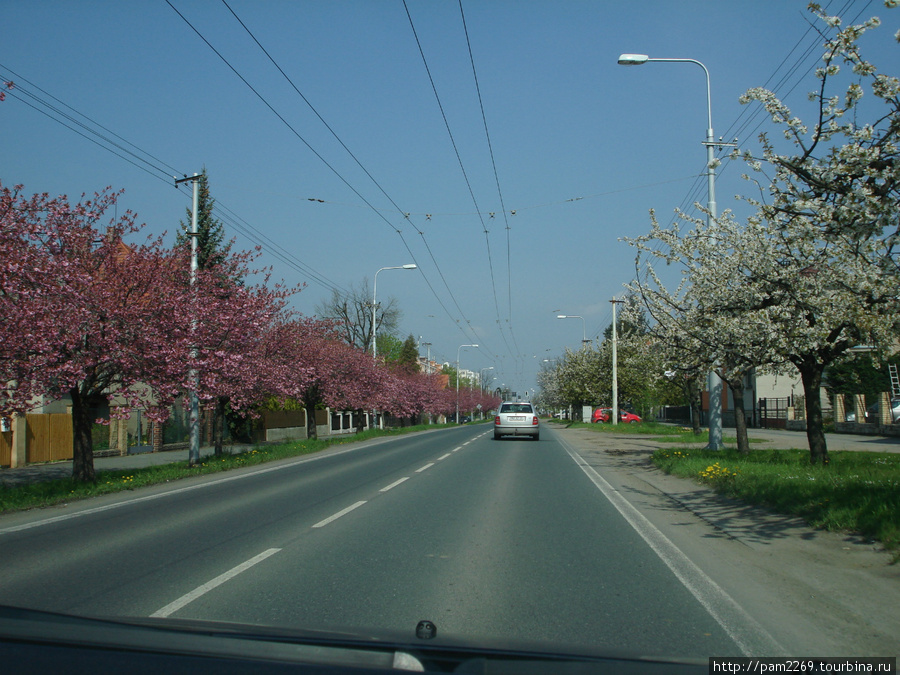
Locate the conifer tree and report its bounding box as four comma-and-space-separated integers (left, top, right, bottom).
175, 167, 230, 271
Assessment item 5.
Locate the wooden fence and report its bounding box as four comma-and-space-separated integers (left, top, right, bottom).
0, 429, 11, 467
27, 413, 74, 462
0, 413, 73, 467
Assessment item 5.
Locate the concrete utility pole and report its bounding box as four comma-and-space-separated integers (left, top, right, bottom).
611, 298, 624, 426
175, 173, 201, 466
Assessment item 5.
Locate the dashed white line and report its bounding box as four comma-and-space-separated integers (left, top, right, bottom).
437, 453, 451, 461
150, 548, 281, 618
379, 477, 410, 492
415, 463, 435, 473
312, 500, 367, 528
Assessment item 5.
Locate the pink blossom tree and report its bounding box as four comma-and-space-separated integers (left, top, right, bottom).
185, 260, 308, 456
0, 183, 304, 479
0, 184, 200, 481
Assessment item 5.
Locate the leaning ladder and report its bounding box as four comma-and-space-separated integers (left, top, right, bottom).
890, 363, 900, 399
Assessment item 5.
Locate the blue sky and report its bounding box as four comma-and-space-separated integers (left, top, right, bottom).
3, 1, 897, 396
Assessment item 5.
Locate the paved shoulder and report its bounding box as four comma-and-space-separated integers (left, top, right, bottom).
551, 425, 900, 656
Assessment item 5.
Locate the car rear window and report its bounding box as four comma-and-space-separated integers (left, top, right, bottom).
500, 404, 533, 413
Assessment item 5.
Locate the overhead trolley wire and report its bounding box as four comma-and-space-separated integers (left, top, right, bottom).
402, 0, 511, 362
212, 0, 489, 353
458, 0, 520, 355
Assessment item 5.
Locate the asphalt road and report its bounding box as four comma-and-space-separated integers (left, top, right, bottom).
0, 423, 785, 659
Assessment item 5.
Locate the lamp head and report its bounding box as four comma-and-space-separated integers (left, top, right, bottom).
402, 264, 417, 270
617, 53, 649, 65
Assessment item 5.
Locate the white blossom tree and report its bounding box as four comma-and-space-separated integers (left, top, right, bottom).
627, 210, 795, 455
736, 3, 899, 463
627, 4, 900, 464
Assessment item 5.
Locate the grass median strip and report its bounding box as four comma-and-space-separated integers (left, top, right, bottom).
652, 446, 900, 555
0, 423, 457, 515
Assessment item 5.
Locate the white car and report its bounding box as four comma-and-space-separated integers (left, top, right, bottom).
846, 399, 900, 423
494, 401, 540, 440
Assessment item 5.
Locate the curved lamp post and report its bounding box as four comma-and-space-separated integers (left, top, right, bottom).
372, 264, 416, 360
557, 314, 588, 346
480, 366, 494, 393
617, 53, 723, 451
456, 344, 478, 424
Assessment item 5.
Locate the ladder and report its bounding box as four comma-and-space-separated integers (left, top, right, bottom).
890, 363, 900, 399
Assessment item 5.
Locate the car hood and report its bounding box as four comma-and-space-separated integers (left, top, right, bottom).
0, 604, 708, 673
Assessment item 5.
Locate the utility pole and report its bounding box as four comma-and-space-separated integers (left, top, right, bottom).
611, 298, 624, 426
175, 173, 201, 467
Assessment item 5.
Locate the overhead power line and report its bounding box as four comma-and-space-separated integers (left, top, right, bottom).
2, 62, 360, 298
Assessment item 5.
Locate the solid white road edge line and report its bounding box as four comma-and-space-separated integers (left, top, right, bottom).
379, 477, 410, 492
557, 436, 785, 657
150, 548, 281, 618
312, 501, 367, 529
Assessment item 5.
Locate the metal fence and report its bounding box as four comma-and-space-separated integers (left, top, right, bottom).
758, 396, 793, 429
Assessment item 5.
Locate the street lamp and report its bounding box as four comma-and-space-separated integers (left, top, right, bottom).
372, 264, 417, 360
557, 314, 588, 346
480, 366, 494, 392
617, 53, 724, 451
456, 344, 478, 424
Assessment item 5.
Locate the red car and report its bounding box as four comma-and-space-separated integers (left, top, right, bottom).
591, 408, 642, 424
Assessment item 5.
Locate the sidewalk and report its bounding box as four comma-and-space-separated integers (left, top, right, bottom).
744, 426, 900, 452
0, 443, 253, 488
552, 423, 900, 655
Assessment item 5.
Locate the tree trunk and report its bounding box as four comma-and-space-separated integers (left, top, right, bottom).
70, 385, 97, 483
726, 378, 750, 455
304, 399, 318, 441
799, 362, 828, 465
214, 396, 227, 456
686, 377, 703, 435
355, 408, 365, 434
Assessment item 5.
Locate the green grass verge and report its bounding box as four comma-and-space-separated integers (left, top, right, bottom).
652, 447, 900, 554
546, 419, 767, 445
0, 422, 459, 515
548, 419, 704, 437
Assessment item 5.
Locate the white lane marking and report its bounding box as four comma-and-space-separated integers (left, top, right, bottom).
452, 446, 463, 452
312, 500, 367, 529
379, 477, 410, 492
436, 453, 451, 461
150, 548, 281, 618
558, 438, 784, 656
0, 441, 378, 536
415, 463, 435, 473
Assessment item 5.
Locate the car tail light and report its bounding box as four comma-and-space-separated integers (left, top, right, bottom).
494, 416, 500, 425
532, 416, 539, 425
